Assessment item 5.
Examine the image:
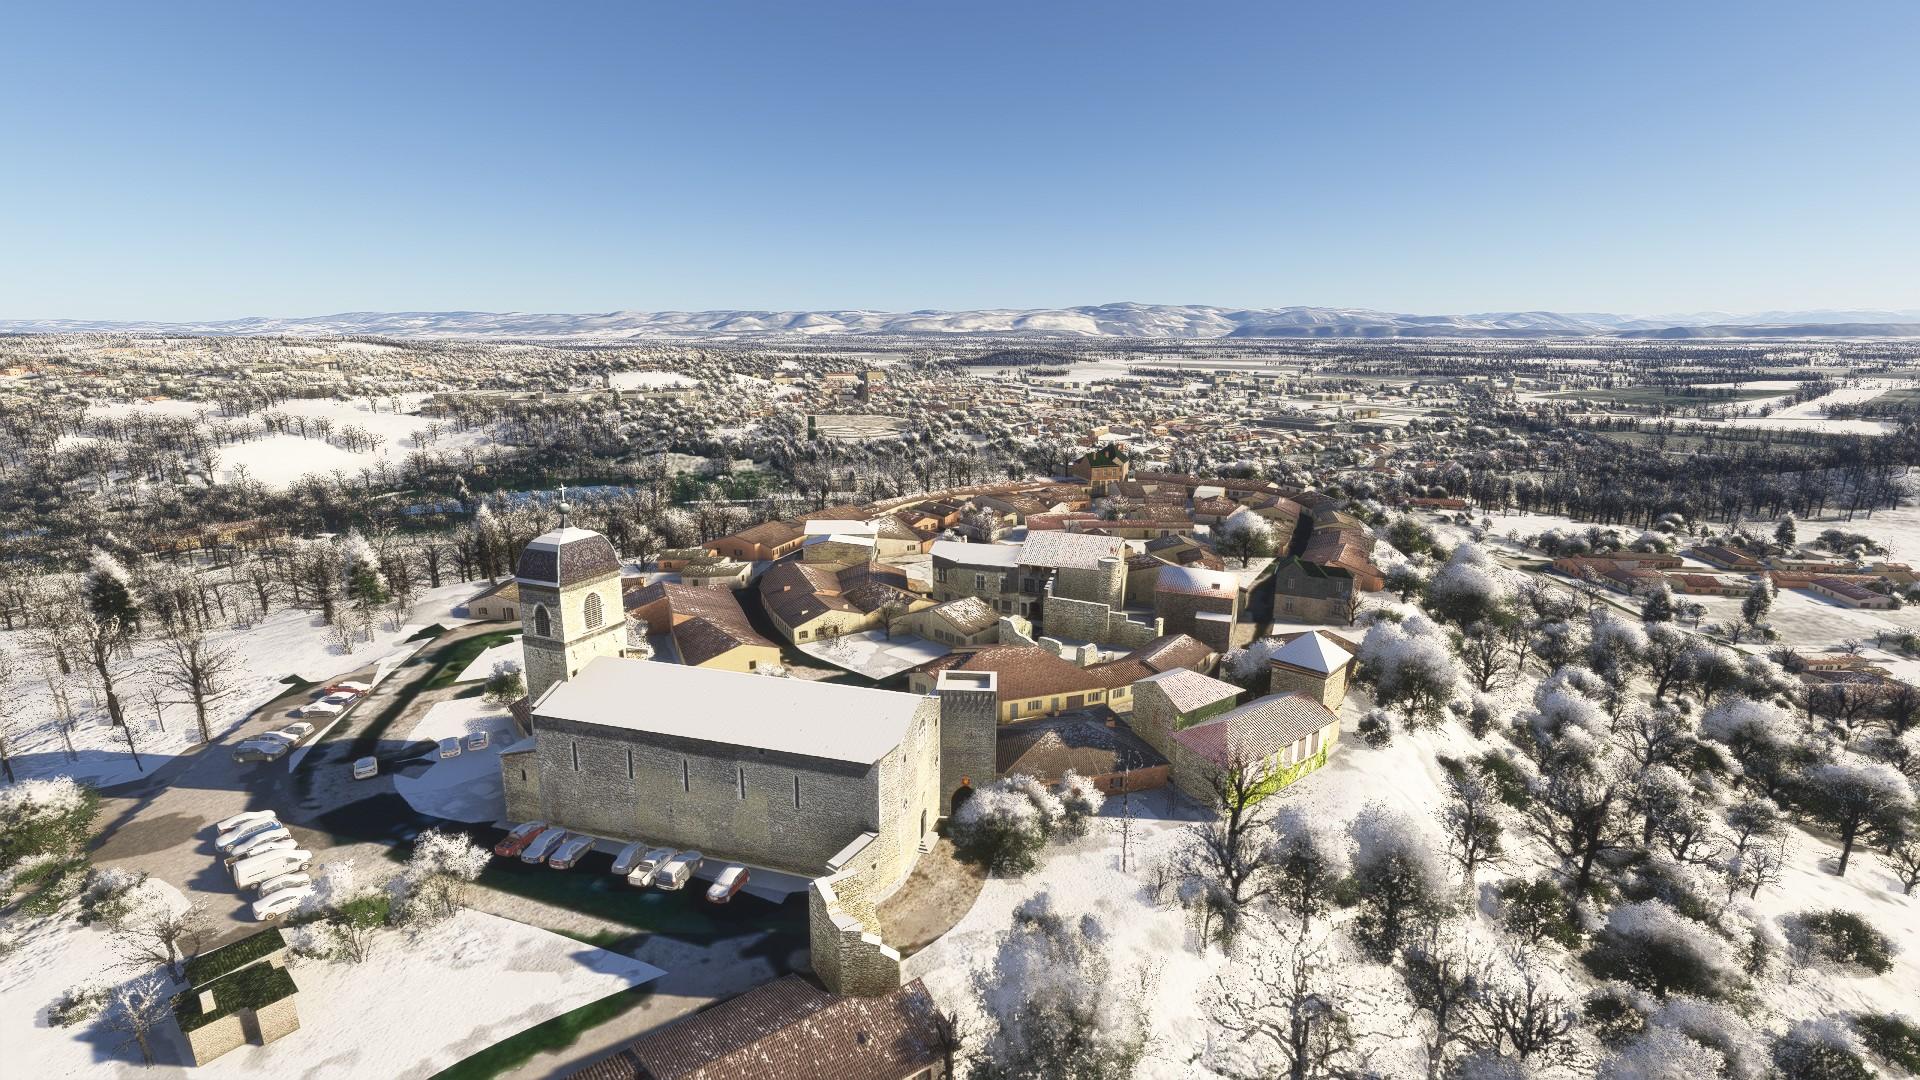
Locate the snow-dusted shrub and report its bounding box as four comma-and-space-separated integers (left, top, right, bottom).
1054, 770, 1105, 838
1583, 900, 1741, 999
1782, 909, 1898, 976
46, 981, 109, 1027
1771, 1019, 1874, 1080
1584, 981, 1653, 1045
0, 777, 100, 890
394, 829, 491, 925
1647, 996, 1765, 1080
1598, 1025, 1731, 1080
966, 892, 1151, 1080
1346, 802, 1447, 959
1852, 1011, 1920, 1074
950, 774, 1064, 876
1358, 707, 1395, 747
1495, 875, 1582, 948
76, 866, 150, 927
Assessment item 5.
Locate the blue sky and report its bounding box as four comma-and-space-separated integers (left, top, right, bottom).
4, 1, 1916, 319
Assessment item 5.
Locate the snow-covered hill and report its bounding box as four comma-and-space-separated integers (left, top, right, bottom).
5, 303, 1918, 340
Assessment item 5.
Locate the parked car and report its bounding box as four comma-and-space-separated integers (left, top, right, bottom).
228, 839, 297, 871
437, 737, 462, 759
495, 821, 549, 857
352, 756, 379, 780
325, 680, 372, 695
625, 848, 677, 887
231, 740, 290, 764
463, 730, 490, 752
705, 865, 750, 904
214, 810, 276, 834
254, 871, 311, 898
611, 841, 647, 877
252, 886, 314, 921
277, 721, 317, 742
232, 849, 314, 889
519, 829, 567, 864
215, 817, 285, 852
548, 833, 596, 870
225, 828, 294, 863
318, 691, 358, 708
654, 851, 703, 891
297, 700, 344, 719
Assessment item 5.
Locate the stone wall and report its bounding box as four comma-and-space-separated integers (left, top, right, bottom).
184, 1013, 247, 1066
253, 996, 301, 1045
501, 747, 540, 823
1269, 662, 1345, 712
938, 672, 998, 798
1042, 592, 1162, 649
519, 570, 629, 703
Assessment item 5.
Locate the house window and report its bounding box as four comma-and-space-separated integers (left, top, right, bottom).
747, 659, 758, 671
1311, 730, 1322, 754
798, 629, 810, 640
583, 592, 604, 629
571, 741, 579, 771
534, 605, 552, 637
975, 573, 987, 591
681, 759, 690, 791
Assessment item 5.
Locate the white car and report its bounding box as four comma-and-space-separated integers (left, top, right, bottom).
298, 701, 344, 719
214, 810, 276, 834
254, 871, 310, 898
318, 691, 358, 707
215, 817, 284, 852
626, 847, 677, 887
252, 886, 314, 921
463, 730, 490, 752
352, 756, 379, 780
654, 851, 703, 891
233, 849, 314, 889
225, 828, 294, 863
277, 722, 316, 742
437, 737, 463, 759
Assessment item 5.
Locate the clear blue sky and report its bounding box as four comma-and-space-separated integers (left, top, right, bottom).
4, 1, 1916, 320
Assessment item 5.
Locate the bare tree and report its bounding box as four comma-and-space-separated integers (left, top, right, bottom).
1438, 764, 1504, 890
1468, 950, 1578, 1068
1180, 751, 1279, 943
155, 626, 239, 745
112, 892, 210, 980
0, 647, 20, 783
1202, 923, 1370, 1080
100, 973, 174, 1067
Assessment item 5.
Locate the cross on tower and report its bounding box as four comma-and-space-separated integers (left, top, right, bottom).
557, 483, 570, 528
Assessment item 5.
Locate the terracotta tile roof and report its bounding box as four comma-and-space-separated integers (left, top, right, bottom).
630, 583, 778, 667
1171, 691, 1339, 768
1130, 633, 1216, 674
728, 520, 803, 549
927, 596, 999, 636
1136, 668, 1242, 713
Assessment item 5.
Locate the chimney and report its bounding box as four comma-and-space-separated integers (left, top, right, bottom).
198, 988, 218, 1013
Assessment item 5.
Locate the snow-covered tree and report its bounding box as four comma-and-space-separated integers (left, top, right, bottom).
1798, 755, 1914, 876
1358, 609, 1463, 726
1347, 802, 1449, 960
1265, 804, 1350, 933
395, 829, 491, 924
951, 775, 1064, 876
965, 892, 1151, 1080
1584, 900, 1742, 999
1427, 543, 1514, 626
1216, 507, 1276, 568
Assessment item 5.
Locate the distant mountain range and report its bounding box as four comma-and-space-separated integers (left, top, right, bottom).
5, 304, 1919, 340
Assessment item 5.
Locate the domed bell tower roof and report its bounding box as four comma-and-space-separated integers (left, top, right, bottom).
515, 528, 621, 588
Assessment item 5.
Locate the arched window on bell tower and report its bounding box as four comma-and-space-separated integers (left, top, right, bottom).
583, 592, 604, 630
534, 605, 552, 638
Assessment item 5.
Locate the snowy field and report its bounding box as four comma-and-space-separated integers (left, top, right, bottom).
1721, 379, 1898, 436
0, 580, 486, 788
609, 371, 699, 390
207, 396, 493, 489
1, 901, 662, 1079
796, 630, 948, 679
392, 696, 516, 823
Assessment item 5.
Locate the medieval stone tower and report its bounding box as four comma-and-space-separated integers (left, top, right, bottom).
1266, 630, 1354, 712
516, 524, 628, 704
935, 669, 999, 812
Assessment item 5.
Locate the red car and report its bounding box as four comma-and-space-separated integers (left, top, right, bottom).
494, 821, 549, 857
705, 865, 750, 904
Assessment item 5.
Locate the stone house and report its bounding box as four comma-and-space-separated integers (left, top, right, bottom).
892, 596, 1006, 649
1160, 691, 1343, 803
1809, 576, 1895, 609
997, 714, 1169, 794
173, 928, 301, 1066
709, 519, 806, 563
1124, 667, 1243, 762
1271, 557, 1356, 625
761, 560, 932, 645
1069, 443, 1130, 488
467, 579, 520, 621
624, 581, 782, 673
1267, 630, 1359, 710
1153, 564, 1240, 653
907, 633, 1216, 722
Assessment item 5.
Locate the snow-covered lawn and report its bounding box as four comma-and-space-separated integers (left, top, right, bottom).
211, 396, 494, 490
609, 371, 699, 390
796, 631, 948, 680
0, 580, 487, 788
2, 903, 663, 1079
1684, 587, 1920, 653
392, 697, 517, 823
1718, 378, 1898, 436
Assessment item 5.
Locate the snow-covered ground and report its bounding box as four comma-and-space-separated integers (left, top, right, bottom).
609, 371, 699, 390
0, 580, 487, 788
209, 396, 493, 489
796, 630, 947, 680
1719, 379, 1897, 436
2, 902, 662, 1078
392, 696, 516, 823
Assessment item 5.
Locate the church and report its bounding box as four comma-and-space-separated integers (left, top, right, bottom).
496, 523, 997, 995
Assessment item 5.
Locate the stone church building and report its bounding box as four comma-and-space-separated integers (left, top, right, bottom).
499, 524, 998, 995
